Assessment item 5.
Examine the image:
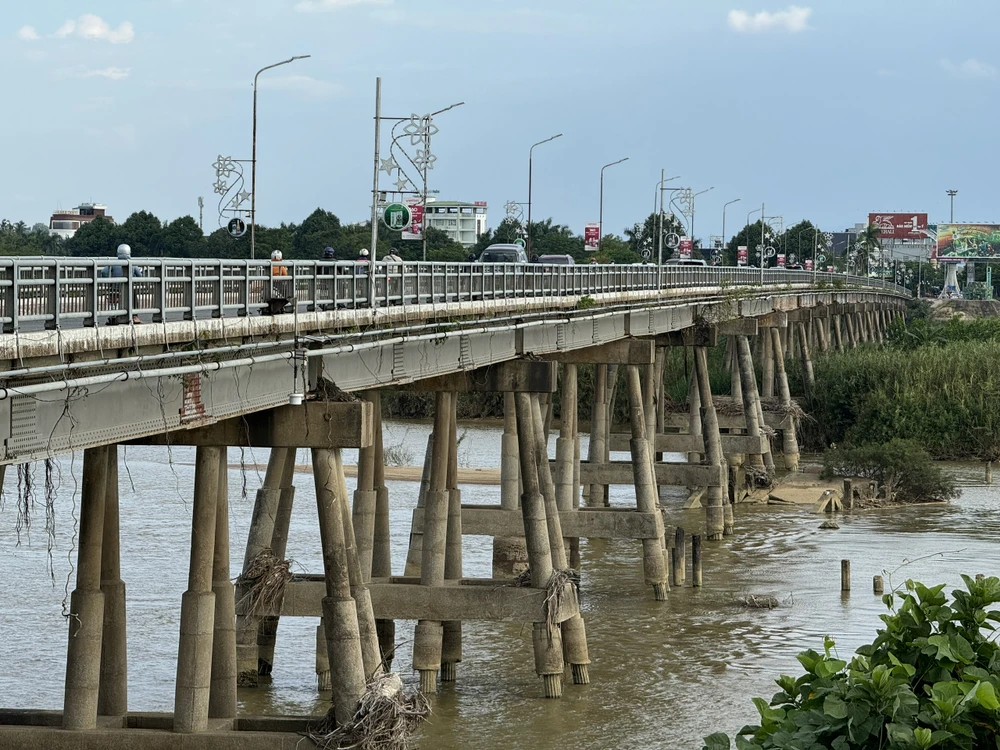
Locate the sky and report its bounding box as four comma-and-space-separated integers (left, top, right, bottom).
1, 0, 998, 246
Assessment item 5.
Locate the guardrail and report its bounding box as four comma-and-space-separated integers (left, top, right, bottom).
0, 258, 908, 332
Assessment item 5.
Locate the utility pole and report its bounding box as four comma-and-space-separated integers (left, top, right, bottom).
947, 189, 957, 223
197, 197, 203, 231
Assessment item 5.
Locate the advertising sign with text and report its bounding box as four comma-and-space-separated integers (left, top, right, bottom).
584, 223, 600, 251
935, 224, 1000, 262
679, 237, 693, 258
401, 200, 424, 240
804, 259, 813, 271
777, 253, 786, 268
869, 213, 929, 241
737, 246, 748, 265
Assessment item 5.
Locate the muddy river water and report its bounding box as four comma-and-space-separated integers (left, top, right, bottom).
1, 420, 997, 749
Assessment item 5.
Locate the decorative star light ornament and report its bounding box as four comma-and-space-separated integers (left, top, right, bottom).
379, 156, 399, 175
238, 190, 251, 206
394, 176, 411, 192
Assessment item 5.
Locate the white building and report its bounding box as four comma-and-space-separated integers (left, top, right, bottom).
48, 203, 114, 239
423, 200, 488, 247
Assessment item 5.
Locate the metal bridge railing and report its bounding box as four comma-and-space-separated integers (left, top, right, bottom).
0, 258, 908, 332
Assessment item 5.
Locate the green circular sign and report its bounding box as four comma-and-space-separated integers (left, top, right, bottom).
382, 202, 411, 231
513, 238, 526, 248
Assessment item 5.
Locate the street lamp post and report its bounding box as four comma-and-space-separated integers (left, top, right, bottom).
251, 55, 311, 260
420, 102, 465, 261
655, 172, 681, 266
527, 133, 563, 258
721, 198, 741, 264
947, 189, 958, 223
598, 157, 629, 253
688, 186, 714, 250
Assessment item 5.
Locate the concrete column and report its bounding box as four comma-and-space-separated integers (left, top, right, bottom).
99, 444, 127, 718
352, 392, 378, 582
370, 392, 395, 667
655, 347, 667, 462
833, 315, 844, 351
312, 447, 367, 726
816, 318, 829, 353
796, 321, 815, 399
315, 621, 331, 691
554, 365, 577, 559
686, 364, 703, 464
209, 449, 237, 720
770, 328, 800, 472
333, 451, 382, 681
494, 393, 527, 578
255, 449, 296, 677
587, 365, 608, 507
845, 313, 857, 348
624, 366, 670, 599
513, 392, 563, 698
404, 434, 433, 577
729, 339, 743, 406
173, 446, 221, 734
63, 445, 109, 731
694, 348, 728, 539
736, 336, 766, 471
441, 395, 463, 683
414, 392, 451, 694
236, 448, 290, 686
761, 330, 775, 398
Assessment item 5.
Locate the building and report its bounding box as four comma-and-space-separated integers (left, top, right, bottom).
422, 200, 488, 247
48, 203, 114, 239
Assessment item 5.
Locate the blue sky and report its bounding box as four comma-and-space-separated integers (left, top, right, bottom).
2, 0, 997, 244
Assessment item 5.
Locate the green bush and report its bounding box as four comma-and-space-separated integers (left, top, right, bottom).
821, 439, 959, 504
704, 576, 1000, 749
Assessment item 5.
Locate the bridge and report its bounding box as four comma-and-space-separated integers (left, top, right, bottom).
0, 257, 906, 749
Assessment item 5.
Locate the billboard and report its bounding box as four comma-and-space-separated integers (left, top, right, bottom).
401, 199, 423, 241
776, 253, 786, 268
737, 246, 748, 265
868, 213, 928, 241
935, 224, 1000, 263
679, 237, 693, 258
804, 259, 813, 271
584, 223, 600, 251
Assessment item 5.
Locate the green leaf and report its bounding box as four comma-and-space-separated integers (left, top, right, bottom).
927, 634, 955, 662
702, 732, 731, 750
823, 695, 848, 719
977, 681, 1000, 710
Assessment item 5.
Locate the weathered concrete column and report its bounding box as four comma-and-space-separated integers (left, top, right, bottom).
845, 312, 857, 348
736, 337, 765, 471
624, 366, 670, 599
554, 365, 577, 556
694, 348, 728, 540
513, 392, 563, 698
686, 364, 703, 464
209, 449, 237, 721
655, 347, 667, 462
99, 444, 127, 718
352, 391, 379, 582
817, 317, 830, 353
761, 330, 775, 398
404, 434, 433, 577
796, 321, 815, 399
173, 446, 221, 734
333, 451, 382, 680
312, 448, 366, 726
315, 621, 331, 691
63, 445, 109, 731
236, 448, 292, 686
770, 328, 800, 472
494, 393, 528, 578
441, 395, 463, 683
729, 338, 743, 406
414, 392, 451, 695
256, 449, 297, 678
370, 393, 395, 668
587, 364, 609, 507
833, 315, 844, 351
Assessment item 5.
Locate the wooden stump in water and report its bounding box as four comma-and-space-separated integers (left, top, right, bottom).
841, 560, 851, 592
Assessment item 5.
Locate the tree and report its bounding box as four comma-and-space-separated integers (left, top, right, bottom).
781, 220, 822, 266
624, 212, 687, 261
725, 220, 780, 267
291, 208, 342, 258
158, 216, 205, 258
119, 211, 163, 256
592, 234, 643, 265
66, 216, 122, 257
854, 223, 883, 277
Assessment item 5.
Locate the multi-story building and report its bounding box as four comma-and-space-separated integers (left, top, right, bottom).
422, 200, 488, 247
48, 203, 114, 239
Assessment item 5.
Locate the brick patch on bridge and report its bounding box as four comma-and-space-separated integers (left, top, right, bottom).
180, 373, 207, 423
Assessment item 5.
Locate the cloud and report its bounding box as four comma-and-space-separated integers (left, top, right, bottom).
80, 67, 131, 80
17, 25, 39, 41
728, 6, 811, 33
258, 75, 347, 99
940, 58, 997, 79
53, 14, 134, 43
295, 0, 390, 11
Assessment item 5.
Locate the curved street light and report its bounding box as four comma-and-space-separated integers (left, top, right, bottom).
251, 55, 311, 259
598, 157, 629, 253
527, 133, 563, 257
721, 198, 741, 264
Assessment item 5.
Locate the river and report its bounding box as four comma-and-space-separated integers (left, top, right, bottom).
1, 420, 997, 749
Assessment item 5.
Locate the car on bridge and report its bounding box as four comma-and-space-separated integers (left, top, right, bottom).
536, 254, 575, 265
477, 244, 528, 263
665, 258, 707, 267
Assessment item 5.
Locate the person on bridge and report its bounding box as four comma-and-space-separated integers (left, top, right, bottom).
270, 250, 288, 276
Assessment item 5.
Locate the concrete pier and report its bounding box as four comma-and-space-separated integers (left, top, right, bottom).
770, 328, 800, 472
98, 444, 128, 718
209, 449, 237, 721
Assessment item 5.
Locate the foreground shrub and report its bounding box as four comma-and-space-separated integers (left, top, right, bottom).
821, 439, 959, 504
704, 575, 1000, 749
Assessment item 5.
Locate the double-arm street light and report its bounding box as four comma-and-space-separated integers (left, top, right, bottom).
655, 172, 681, 266
527, 133, 563, 257
599, 157, 629, 253
721, 198, 741, 263
688, 186, 714, 249
251, 55, 311, 259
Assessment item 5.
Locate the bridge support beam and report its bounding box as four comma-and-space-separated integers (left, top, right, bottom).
63, 445, 109, 731
736, 336, 768, 472
256, 454, 296, 679
769, 328, 800, 472
694, 348, 729, 539
587, 365, 610, 508
371, 393, 395, 669
209, 449, 237, 721
796, 321, 815, 399
99, 444, 128, 719
493, 393, 527, 578
761, 329, 775, 398
442, 395, 463, 684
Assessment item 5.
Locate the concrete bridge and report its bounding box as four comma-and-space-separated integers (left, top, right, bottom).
0, 257, 907, 749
